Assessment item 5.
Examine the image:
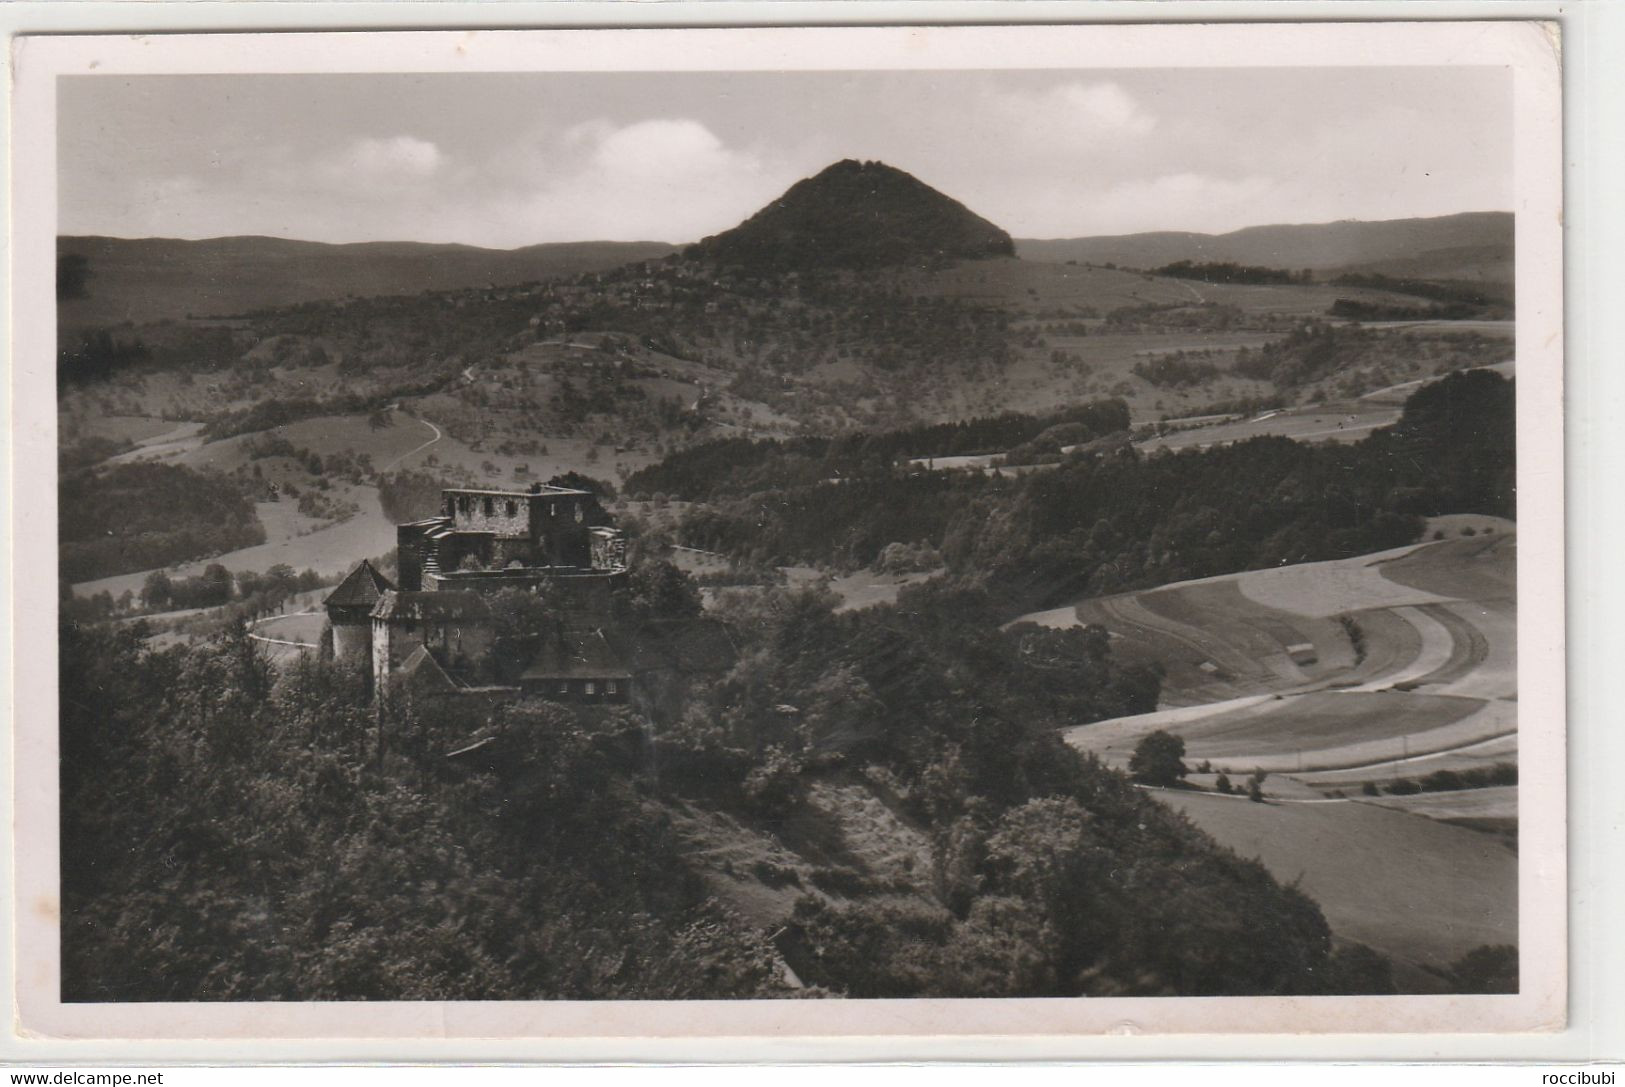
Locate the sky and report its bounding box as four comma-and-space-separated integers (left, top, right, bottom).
57, 68, 1513, 248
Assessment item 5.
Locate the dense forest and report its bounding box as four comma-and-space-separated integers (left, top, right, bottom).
61, 567, 1401, 999
624, 399, 1130, 502
669, 370, 1515, 606
59, 462, 265, 583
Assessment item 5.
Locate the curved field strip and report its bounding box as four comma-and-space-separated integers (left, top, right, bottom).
1341, 606, 1456, 692
1177, 691, 1484, 760
1400, 603, 1490, 689
1070, 692, 1513, 777
1156, 790, 1517, 971
1073, 596, 1265, 705
1429, 601, 1516, 700
1327, 607, 1424, 689
1236, 546, 1455, 617
1361, 785, 1517, 824
1020, 603, 1086, 629
1249, 697, 1514, 774
1377, 534, 1515, 601
1137, 581, 1352, 685
1302, 733, 1518, 787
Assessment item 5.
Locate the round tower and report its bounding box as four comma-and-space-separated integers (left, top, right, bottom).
322, 560, 397, 663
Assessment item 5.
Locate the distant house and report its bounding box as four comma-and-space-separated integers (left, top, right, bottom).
520, 628, 632, 704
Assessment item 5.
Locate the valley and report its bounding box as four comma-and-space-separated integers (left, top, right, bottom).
56, 158, 1521, 1001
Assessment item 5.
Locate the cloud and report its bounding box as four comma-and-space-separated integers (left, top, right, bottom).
282, 135, 445, 194
986, 171, 1281, 237
985, 79, 1158, 154
454, 118, 804, 245
342, 135, 443, 179
1049, 82, 1158, 135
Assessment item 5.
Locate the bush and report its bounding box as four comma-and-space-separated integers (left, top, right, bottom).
751, 860, 802, 889
742, 746, 805, 819
1386, 778, 1422, 796
807, 867, 876, 897
1361, 781, 1380, 797
1214, 773, 1232, 795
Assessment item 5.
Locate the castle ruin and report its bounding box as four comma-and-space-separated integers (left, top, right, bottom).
324, 483, 630, 706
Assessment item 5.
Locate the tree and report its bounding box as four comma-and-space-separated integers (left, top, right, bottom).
1128, 730, 1187, 786
615, 559, 703, 623
140, 570, 173, 610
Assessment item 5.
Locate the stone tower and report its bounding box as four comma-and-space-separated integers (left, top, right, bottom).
323, 559, 396, 662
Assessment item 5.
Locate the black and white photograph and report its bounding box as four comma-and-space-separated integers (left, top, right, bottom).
9, 21, 1566, 1041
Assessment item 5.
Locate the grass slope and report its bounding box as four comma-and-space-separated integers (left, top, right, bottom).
1155, 790, 1516, 977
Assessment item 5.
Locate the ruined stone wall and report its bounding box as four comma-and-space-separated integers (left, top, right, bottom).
447, 491, 541, 536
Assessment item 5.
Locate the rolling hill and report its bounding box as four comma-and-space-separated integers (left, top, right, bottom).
1016, 211, 1513, 282
57, 235, 678, 329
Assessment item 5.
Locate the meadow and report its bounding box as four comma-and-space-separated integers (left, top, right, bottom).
1155, 790, 1516, 984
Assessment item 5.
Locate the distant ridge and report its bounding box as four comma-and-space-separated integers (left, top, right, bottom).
1016, 212, 1513, 282
686, 159, 1014, 270
57, 234, 679, 328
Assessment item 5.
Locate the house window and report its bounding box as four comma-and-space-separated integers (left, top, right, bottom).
549, 502, 557, 517
483, 496, 495, 516
506, 500, 518, 517
606, 680, 618, 695
557, 681, 569, 695
585, 681, 597, 697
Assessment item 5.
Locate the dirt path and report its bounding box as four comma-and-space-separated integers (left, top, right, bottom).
246, 608, 322, 649
378, 414, 442, 472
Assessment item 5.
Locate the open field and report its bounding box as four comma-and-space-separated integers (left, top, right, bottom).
248, 609, 327, 665
74, 482, 397, 599
1139, 400, 1402, 451
1301, 733, 1519, 787
1044, 529, 1515, 782
1363, 785, 1517, 823
1155, 790, 1517, 977
106, 421, 208, 464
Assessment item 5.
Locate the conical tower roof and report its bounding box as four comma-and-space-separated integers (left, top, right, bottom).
323, 559, 397, 608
